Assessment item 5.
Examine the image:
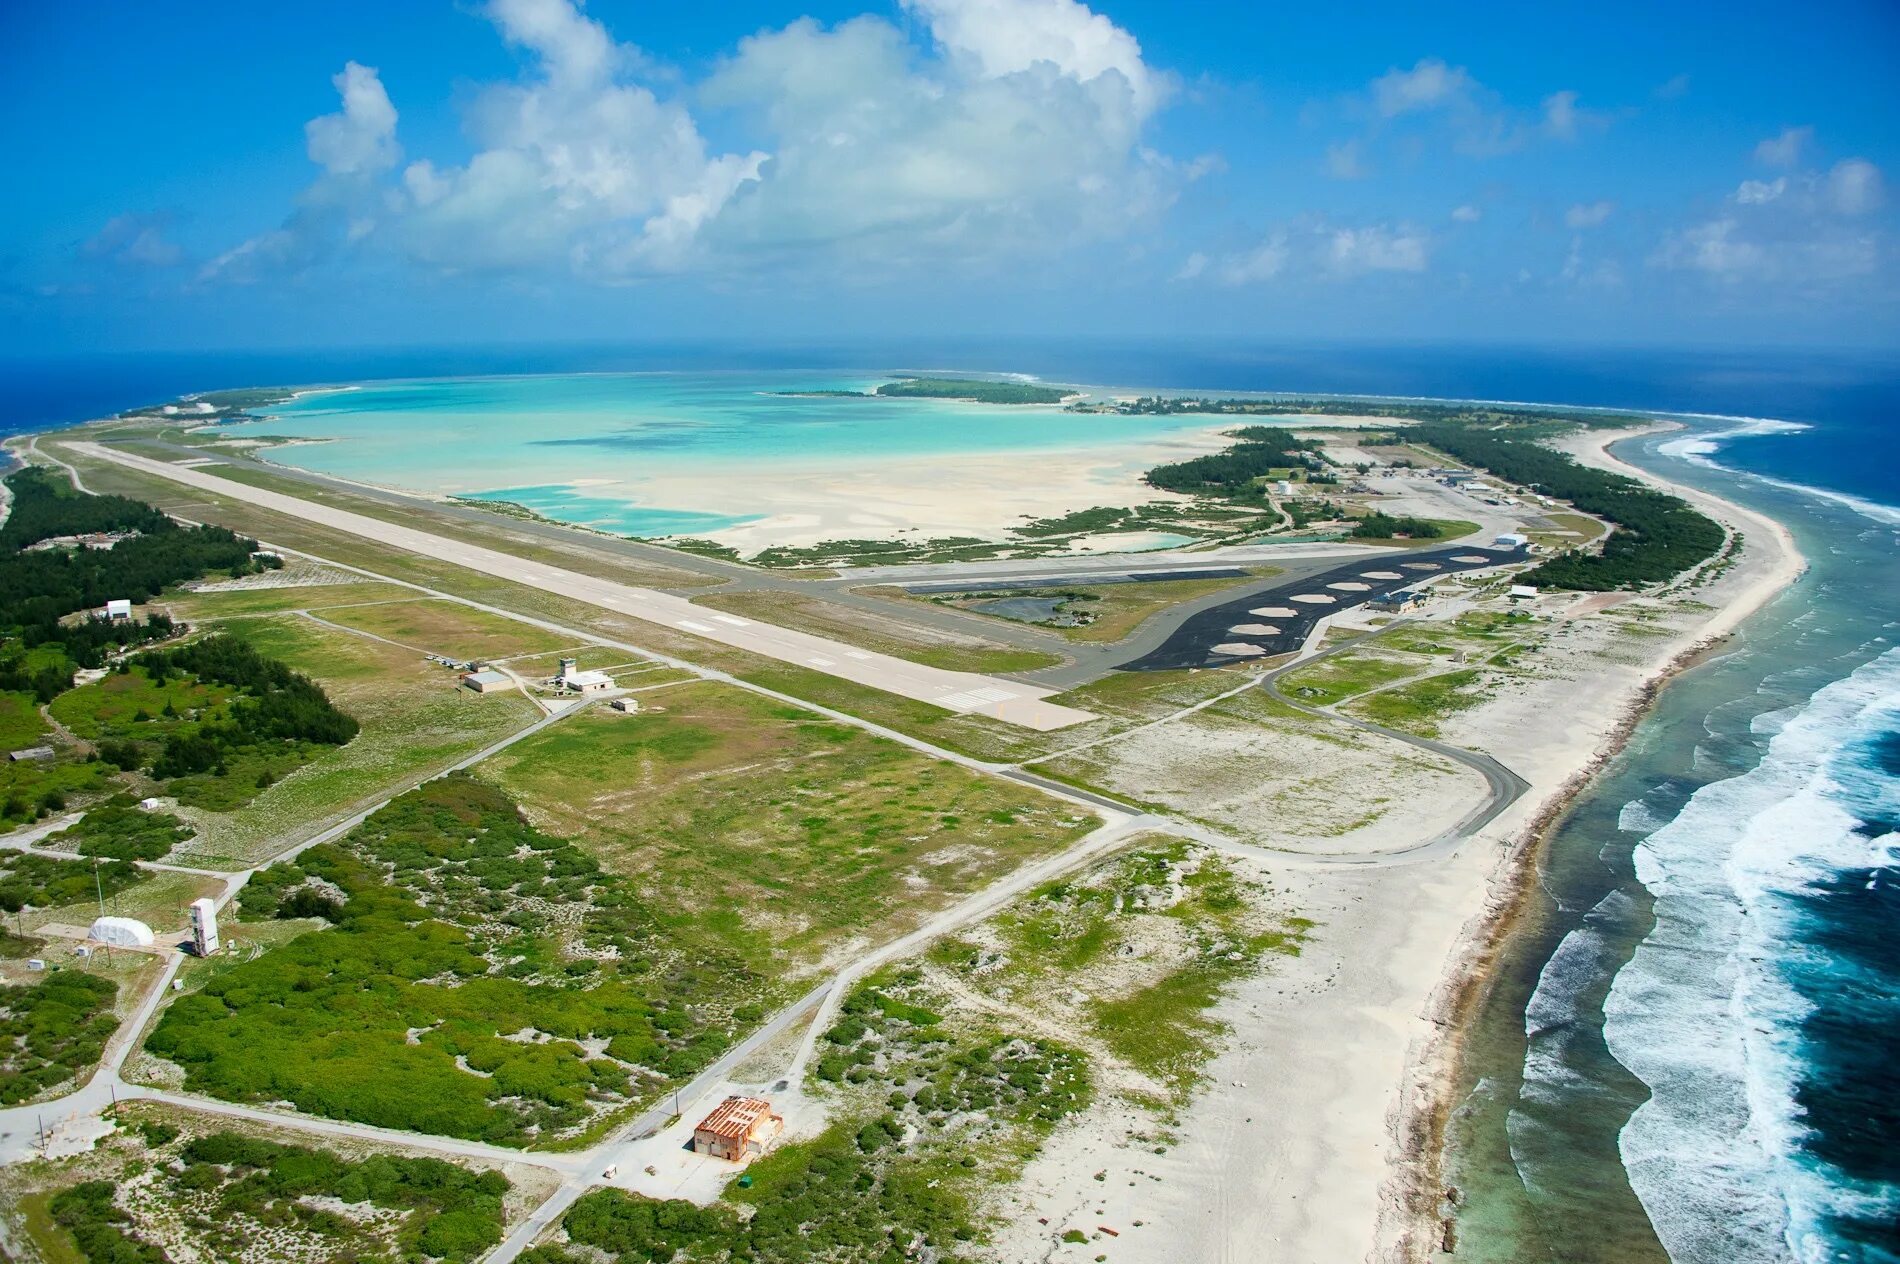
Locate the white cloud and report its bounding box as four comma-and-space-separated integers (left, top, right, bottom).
1735, 177, 1786, 205
1564, 200, 1614, 229
1754, 126, 1812, 168
1651, 215, 1878, 285
304, 62, 400, 176
1371, 58, 1472, 117
1327, 224, 1429, 273
1217, 236, 1289, 284
1451, 204, 1482, 223
1826, 158, 1884, 215
902, 0, 1165, 118
701, 1, 1176, 266
1542, 91, 1581, 139
1197, 219, 1429, 285
82, 213, 184, 268
1653, 73, 1691, 101
1325, 139, 1367, 180
1173, 251, 1207, 280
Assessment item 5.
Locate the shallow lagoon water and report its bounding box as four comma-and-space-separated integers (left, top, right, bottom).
225, 372, 1234, 537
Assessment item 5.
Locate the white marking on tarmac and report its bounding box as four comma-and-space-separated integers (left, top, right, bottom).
711, 615, 751, 626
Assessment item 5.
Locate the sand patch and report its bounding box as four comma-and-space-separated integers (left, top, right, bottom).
1360, 571, 1404, 580
1291, 593, 1337, 604
1212, 642, 1265, 656
1250, 606, 1298, 618
1228, 623, 1281, 636
1327, 581, 1371, 592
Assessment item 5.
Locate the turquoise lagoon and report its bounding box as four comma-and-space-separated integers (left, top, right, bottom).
226, 372, 1233, 540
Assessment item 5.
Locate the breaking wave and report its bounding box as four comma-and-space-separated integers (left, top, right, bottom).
1604, 648, 1900, 1263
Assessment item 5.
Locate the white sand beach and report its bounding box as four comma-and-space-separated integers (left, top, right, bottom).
986, 425, 1807, 1264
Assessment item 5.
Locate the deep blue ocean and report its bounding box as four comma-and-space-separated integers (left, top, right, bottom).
2, 340, 1896, 1261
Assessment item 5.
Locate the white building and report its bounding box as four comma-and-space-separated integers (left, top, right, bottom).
610, 697, 642, 714
104, 598, 133, 620
1509, 585, 1541, 600
462, 670, 514, 694
1494, 532, 1530, 549
557, 657, 615, 693
189, 897, 221, 957
88, 916, 156, 948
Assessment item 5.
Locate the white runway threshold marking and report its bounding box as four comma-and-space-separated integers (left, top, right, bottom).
78, 444, 1095, 731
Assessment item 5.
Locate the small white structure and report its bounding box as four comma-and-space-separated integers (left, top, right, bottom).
87, 916, 156, 949
1494, 532, 1530, 549
1509, 585, 1541, 600
1273, 480, 1297, 496
138, 797, 164, 811
610, 697, 642, 714
25, 959, 45, 972
104, 599, 133, 620
189, 897, 221, 957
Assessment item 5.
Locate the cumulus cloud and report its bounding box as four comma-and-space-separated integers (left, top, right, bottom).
1826, 158, 1884, 215
1754, 126, 1812, 168
82, 213, 184, 268
1655, 142, 1887, 290
1541, 90, 1604, 140
1371, 58, 1473, 117
1192, 218, 1430, 285
700, 0, 1176, 266
304, 61, 400, 176
1450, 204, 1482, 223
191, 0, 1180, 283
1564, 201, 1614, 229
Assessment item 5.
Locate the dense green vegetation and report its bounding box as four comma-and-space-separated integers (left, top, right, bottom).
1349, 512, 1449, 540
530, 970, 1090, 1264
1086, 396, 1628, 428
0, 970, 119, 1104
1144, 428, 1324, 502
130, 635, 358, 781
49, 796, 194, 862
149, 775, 747, 1146
874, 377, 1071, 404
1411, 423, 1725, 588
0, 852, 144, 914
0, 467, 274, 671
45, 1129, 509, 1264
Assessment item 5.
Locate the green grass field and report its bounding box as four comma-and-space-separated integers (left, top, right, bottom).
693, 590, 1062, 674
161, 614, 540, 867
1346, 668, 1489, 737
159, 579, 410, 622
474, 682, 1095, 985
314, 599, 578, 661
1278, 653, 1423, 706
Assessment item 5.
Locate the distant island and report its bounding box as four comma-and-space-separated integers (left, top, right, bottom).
778, 376, 1076, 404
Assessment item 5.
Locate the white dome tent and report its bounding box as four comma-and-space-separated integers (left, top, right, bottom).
88, 916, 156, 948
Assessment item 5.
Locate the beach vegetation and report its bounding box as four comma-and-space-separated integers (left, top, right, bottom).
874, 376, 1072, 404
150, 774, 749, 1146
0, 970, 120, 1104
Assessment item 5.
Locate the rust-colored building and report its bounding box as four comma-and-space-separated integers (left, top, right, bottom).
691, 1096, 783, 1162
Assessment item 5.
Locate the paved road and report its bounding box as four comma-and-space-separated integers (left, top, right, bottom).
4, 437, 1536, 1262
1254, 623, 1531, 865
69, 443, 1094, 731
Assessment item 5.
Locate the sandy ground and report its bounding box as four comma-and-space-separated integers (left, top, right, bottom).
988, 426, 1806, 1264
578, 426, 1239, 555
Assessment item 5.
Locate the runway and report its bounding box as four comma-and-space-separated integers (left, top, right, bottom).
69, 443, 1097, 731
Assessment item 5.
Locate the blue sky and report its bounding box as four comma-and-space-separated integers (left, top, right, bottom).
4, 0, 1897, 353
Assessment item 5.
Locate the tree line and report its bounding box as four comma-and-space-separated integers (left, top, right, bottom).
1411, 423, 1725, 589
131, 635, 359, 777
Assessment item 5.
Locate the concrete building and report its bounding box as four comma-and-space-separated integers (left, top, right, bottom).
189, 897, 221, 957
610, 697, 642, 714
462, 670, 514, 694
104, 599, 132, 620
1494, 532, 1531, 549
558, 658, 614, 693
691, 1096, 784, 1162
88, 916, 156, 948
1509, 585, 1541, 600
1372, 589, 1426, 612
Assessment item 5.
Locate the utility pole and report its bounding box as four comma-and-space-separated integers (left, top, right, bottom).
94, 859, 105, 919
